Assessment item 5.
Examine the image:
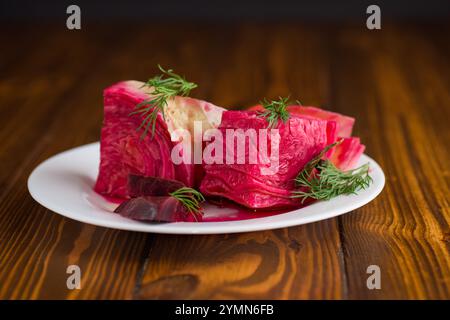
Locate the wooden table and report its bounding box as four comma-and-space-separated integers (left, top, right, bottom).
0, 22, 449, 300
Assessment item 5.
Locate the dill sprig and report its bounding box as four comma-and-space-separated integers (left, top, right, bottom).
292, 143, 372, 203
301, 140, 342, 178
169, 187, 205, 219
257, 96, 291, 128
130, 65, 197, 139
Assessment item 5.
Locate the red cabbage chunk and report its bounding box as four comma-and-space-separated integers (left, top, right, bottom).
94, 81, 224, 199
284, 106, 365, 169
248, 104, 355, 137
330, 137, 365, 170
114, 196, 201, 222
286, 105, 355, 137
288, 106, 365, 170
200, 111, 332, 209
128, 174, 185, 197
248, 104, 364, 170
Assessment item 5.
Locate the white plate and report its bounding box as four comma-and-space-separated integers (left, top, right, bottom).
28, 142, 385, 234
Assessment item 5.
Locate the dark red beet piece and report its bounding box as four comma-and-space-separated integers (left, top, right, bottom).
114, 196, 201, 222
128, 175, 185, 197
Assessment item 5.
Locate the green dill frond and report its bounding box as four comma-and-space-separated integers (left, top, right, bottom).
301, 140, 343, 178
292, 159, 372, 203
257, 96, 291, 128
292, 141, 372, 203
169, 187, 205, 219
130, 65, 197, 139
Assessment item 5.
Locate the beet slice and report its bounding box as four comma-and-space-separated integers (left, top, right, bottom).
114, 196, 201, 222
247, 104, 355, 137
128, 174, 185, 197
330, 137, 366, 170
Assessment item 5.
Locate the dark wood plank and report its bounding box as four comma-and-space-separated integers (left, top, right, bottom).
0, 22, 448, 300
331, 25, 450, 299
138, 224, 343, 299
0, 26, 157, 299
0, 23, 250, 299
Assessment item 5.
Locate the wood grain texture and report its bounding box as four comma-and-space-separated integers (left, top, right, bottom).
331, 25, 450, 299
0, 23, 448, 299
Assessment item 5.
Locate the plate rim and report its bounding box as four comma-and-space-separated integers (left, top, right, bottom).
28, 142, 385, 234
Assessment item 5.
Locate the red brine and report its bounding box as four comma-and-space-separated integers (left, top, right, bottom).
128, 174, 185, 197
114, 196, 201, 222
